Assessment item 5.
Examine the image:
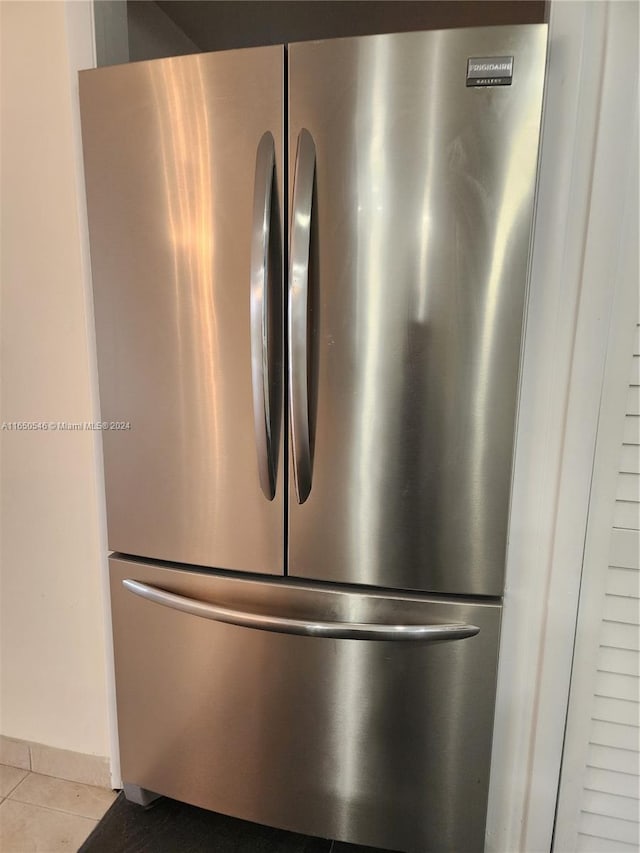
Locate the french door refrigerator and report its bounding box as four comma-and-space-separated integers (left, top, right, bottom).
79, 25, 547, 853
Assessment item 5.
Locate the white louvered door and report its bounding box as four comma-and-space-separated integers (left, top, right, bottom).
555, 321, 640, 852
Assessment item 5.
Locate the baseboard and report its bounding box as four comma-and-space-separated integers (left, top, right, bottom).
0, 735, 111, 789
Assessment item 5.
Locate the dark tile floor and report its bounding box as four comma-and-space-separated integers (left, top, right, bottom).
80, 794, 398, 853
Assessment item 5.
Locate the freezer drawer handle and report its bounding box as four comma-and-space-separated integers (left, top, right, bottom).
122, 579, 480, 642
250, 131, 278, 500
288, 129, 316, 504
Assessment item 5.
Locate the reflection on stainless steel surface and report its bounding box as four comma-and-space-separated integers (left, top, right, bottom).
111, 556, 501, 852
288, 27, 547, 595
79, 48, 285, 574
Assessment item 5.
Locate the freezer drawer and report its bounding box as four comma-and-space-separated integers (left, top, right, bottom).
110, 556, 501, 853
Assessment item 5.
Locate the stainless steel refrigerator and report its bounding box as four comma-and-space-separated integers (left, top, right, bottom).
79, 25, 547, 853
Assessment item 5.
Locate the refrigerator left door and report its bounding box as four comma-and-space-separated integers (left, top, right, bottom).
80, 47, 285, 574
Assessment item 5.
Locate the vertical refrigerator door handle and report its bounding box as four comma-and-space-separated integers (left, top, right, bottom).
250, 131, 277, 500
288, 129, 316, 504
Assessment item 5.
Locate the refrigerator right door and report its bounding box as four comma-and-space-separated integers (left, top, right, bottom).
288, 26, 547, 596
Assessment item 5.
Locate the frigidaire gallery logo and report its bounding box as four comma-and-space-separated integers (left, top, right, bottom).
466, 56, 514, 87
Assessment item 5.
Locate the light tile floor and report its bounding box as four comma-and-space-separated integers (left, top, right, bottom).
0, 763, 116, 852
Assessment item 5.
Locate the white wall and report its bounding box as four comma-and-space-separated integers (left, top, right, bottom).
487, 2, 640, 850
0, 0, 111, 761
553, 17, 639, 836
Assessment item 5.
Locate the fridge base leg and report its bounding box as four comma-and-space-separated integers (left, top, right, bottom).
123, 782, 162, 808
